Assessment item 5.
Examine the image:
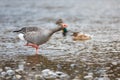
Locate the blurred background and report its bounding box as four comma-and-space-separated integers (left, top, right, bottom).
0, 0, 120, 55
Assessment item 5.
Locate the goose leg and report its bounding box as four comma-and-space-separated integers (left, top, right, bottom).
25, 43, 39, 55
35, 47, 39, 55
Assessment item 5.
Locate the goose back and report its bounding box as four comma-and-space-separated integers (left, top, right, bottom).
13, 27, 40, 33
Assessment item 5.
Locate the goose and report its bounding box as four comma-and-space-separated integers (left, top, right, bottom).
13, 19, 68, 55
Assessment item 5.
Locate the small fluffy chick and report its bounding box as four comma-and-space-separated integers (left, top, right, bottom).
72, 32, 91, 41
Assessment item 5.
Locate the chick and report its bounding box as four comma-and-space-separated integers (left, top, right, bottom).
72, 32, 91, 41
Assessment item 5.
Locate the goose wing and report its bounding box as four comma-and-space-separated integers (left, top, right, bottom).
13, 27, 41, 33
24, 29, 50, 45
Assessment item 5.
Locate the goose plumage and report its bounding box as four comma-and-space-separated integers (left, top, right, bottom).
13, 19, 68, 54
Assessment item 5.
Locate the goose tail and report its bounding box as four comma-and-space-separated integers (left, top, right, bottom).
13, 30, 21, 33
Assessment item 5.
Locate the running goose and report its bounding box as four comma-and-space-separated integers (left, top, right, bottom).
13, 19, 68, 54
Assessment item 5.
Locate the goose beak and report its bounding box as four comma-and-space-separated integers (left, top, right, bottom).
61, 23, 68, 28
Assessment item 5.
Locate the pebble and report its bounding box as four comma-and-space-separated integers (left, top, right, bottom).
55, 79, 61, 80
41, 69, 51, 74
1, 71, 7, 77
42, 69, 57, 79
84, 75, 93, 80
36, 64, 41, 67
0, 68, 3, 72
72, 76, 80, 80
57, 64, 62, 70
5, 67, 11, 71
97, 77, 110, 80
15, 69, 25, 74
5, 76, 12, 80
18, 64, 24, 70
31, 66, 37, 71
111, 61, 118, 65
6, 70, 15, 76
98, 73, 110, 80
84, 72, 93, 80
35, 74, 45, 80
55, 71, 70, 79
70, 64, 77, 69
26, 62, 31, 66
15, 74, 22, 79
116, 78, 120, 80
41, 69, 70, 79
28, 73, 34, 78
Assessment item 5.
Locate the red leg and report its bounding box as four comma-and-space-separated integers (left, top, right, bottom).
24, 43, 29, 46
35, 47, 39, 55
25, 43, 39, 55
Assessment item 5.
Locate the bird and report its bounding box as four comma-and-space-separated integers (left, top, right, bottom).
13, 19, 68, 55
72, 32, 91, 41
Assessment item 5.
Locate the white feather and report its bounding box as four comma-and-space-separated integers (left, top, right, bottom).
18, 33, 25, 40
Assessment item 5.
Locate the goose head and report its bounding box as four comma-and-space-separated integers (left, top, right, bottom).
56, 19, 68, 36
